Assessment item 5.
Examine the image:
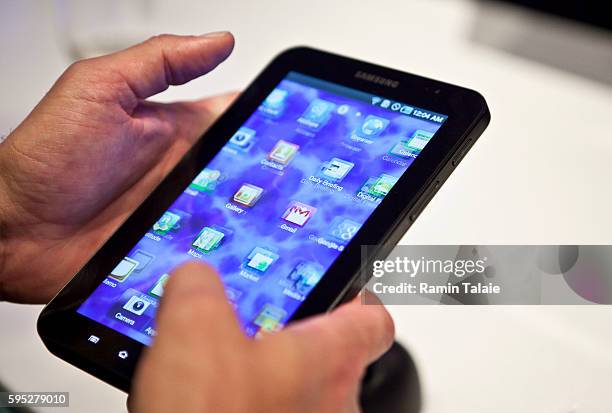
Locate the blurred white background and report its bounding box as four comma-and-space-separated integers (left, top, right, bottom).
1, 0, 611, 412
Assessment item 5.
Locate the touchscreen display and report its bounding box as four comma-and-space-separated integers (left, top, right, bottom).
78, 72, 447, 345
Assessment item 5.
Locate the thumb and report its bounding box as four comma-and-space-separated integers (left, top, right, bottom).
154, 261, 244, 346
87, 32, 234, 105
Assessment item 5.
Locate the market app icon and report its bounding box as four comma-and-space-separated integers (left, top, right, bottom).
243, 247, 279, 273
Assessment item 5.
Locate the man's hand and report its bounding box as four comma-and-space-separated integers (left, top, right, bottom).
130, 262, 395, 413
0, 32, 236, 303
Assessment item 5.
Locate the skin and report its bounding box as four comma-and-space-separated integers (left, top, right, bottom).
0, 32, 395, 412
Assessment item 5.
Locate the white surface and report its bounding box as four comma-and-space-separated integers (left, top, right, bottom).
1, 1, 611, 412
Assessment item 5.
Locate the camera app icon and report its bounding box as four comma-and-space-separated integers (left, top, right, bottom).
122, 295, 151, 316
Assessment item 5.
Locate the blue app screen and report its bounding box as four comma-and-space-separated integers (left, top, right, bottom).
77, 72, 447, 344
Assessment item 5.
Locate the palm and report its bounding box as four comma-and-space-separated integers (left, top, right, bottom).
0, 33, 235, 303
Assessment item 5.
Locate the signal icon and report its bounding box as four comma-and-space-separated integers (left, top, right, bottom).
371, 96, 382, 105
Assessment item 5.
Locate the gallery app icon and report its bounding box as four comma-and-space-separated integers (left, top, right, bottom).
244, 247, 279, 273
148, 273, 169, 298
354, 115, 390, 139
297, 99, 335, 130
260, 88, 288, 117
228, 127, 256, 152
282, 201, 317, 227
152, 211, 181, 235
233, 183, 264, 207
327, 217, 361, 243
192, 227, 225, 253
318, 158, 354, 182
360, 174, 399, 199
268, 140, 299, 165
109, 257, 139, 282
189, 168, 221, 193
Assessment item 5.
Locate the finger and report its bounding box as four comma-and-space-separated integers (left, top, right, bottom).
285, 293, 395, 368
97, 32, 234, 100
165, 90, 240, 139
154, 261, 243, 345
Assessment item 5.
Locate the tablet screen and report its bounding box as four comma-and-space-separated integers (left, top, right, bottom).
77, 72, 447, 344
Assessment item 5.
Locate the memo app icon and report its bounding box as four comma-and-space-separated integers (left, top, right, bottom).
189, 168, 221, 193
318, 158, 354, 182
109, 257, 139, 282
259, 88, 288, 118
228, 127, 256, 152
297, 99, 335, 130
192, 227, 225, 253
282, 201, 317, 227
354, 115, 389, 139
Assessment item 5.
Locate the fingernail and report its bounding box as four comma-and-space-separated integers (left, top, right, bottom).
200, 31, 230, 38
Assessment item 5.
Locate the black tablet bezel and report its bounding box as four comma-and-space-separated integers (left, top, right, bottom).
38, 46, 490, 392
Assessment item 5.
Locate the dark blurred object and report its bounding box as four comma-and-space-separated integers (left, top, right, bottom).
489, 0, 611, 31
360, 342, 421, 413
472, 0, 612, 86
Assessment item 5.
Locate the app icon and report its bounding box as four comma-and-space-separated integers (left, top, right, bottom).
354, 115, 390, 139
268, 140, 299, 165
389, 130, 433, 158
192, 227, 225, 253
130, 250, 155, 273
148, 273, 169, 298
233, 183, 264, 207
360, 174, 399, 198
122, 295, 151, 316
225, 286, 243, 303
318, 158, 354, 182
228, 127, 256, 152
260, 88, 288, 117
153, 211, 181, 235
282, 201, 317, 227
109, 257, 139, 282
337, 104, 350, 115
190, 168, 221, 193
327, 217, 361, 243
400, 105, 414, 115
390, 102, 402, 111
297, 99, 335, 129
380, 99, 391, 109
287, 261, 324, 295
244, 247, 279, 273
253, 304, 286, 332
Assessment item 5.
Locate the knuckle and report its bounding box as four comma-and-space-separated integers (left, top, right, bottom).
146, 33, 175, 46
